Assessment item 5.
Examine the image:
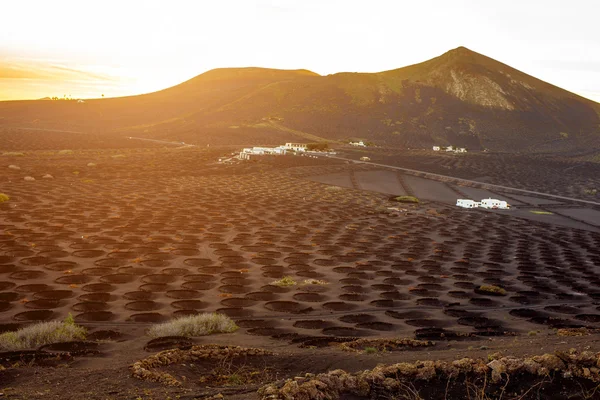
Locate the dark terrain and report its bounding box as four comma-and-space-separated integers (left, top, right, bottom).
1, 135, 600, 398
1, 46, 599, 152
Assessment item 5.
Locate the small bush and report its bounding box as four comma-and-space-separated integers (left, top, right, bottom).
478, 285, 507, 295
306, 142, 329, 151
364, 347, 378, 354
391, 196, 419, 204
530, 210, 553, 215
147, 313, 238, 338
0, 314, 86, 350
271, 276, 297, 287
301, 279, 328, 286
0, 193, 9, 202
2, 152, 25, 157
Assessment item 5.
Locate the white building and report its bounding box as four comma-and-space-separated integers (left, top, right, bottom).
239, 146, 287, 160
456, 199, 480, 208
445, 145, 454, 152
360, 156, 371, 161
456, 147, 467, 153
284, 143, 307, 152
350, 141, 366, 147
480, 198, 510, 209
433, 146, 441, 151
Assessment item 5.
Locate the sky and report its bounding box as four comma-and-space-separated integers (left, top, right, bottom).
1, 0, 599, 102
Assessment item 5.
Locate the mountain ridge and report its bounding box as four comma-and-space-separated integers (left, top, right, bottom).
0, 47, 598, 152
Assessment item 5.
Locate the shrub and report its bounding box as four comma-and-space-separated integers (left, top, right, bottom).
301, 279, 328, 286
364, 347, 378, 354
147, 313, 238, 338
392, 196, 419, 204
0, 314, 86, 350
270, 276, 297, 287
0, 193, 9, 203
478, 285, 507, 295
306, 142, 329, 151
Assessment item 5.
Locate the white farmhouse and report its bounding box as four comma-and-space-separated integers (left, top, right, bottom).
350, 141, 366, 147
432, 146, 441, 151
480, 198, 510, 209
456, 199, 480, 208
239, 146, 287, 160
284, 143, 307, 152
445, 145, 454, 152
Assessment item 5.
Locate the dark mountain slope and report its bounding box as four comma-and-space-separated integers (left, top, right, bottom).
0, 48, 598, 151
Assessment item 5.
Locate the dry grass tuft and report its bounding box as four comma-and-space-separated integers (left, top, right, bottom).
392, 195, 419, 204
301, 279, 328, 285
0, 314, 86, 350
270, 276, 297, 287
478, 285, 507, 295
147, 313, 238, 338
0, 193, 9, 203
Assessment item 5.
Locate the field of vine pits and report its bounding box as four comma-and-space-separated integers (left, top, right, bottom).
2, 143, 600, 399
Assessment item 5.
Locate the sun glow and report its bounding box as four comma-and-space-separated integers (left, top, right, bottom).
1, 0, 599, 102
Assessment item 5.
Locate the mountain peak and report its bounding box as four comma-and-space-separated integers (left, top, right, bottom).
438, 46, 488, 64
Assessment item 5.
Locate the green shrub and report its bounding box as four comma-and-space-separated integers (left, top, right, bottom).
147, 313, 238, 338
364, 347, 378, 354
392, 196, 419, 204
530, 210, 553, 215
271, 276, 297, 287
0, 314, 86, 350
478, 285, 507, 295
0, 193, 9, 203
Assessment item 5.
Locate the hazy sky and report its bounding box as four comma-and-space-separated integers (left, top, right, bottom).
1, 0, 599, 102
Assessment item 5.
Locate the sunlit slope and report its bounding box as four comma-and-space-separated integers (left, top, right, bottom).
0, 48, 598, 151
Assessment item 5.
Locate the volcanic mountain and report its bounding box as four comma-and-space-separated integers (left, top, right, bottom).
1, 47, 599, 151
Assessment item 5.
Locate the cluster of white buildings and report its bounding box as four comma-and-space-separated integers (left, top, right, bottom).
456, 198, 511, 210
349, 141, 366, 147
238, 143, 312, 160
433, 145, 467, 153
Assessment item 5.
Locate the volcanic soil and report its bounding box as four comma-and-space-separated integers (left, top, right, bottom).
1, 143, 600, 399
